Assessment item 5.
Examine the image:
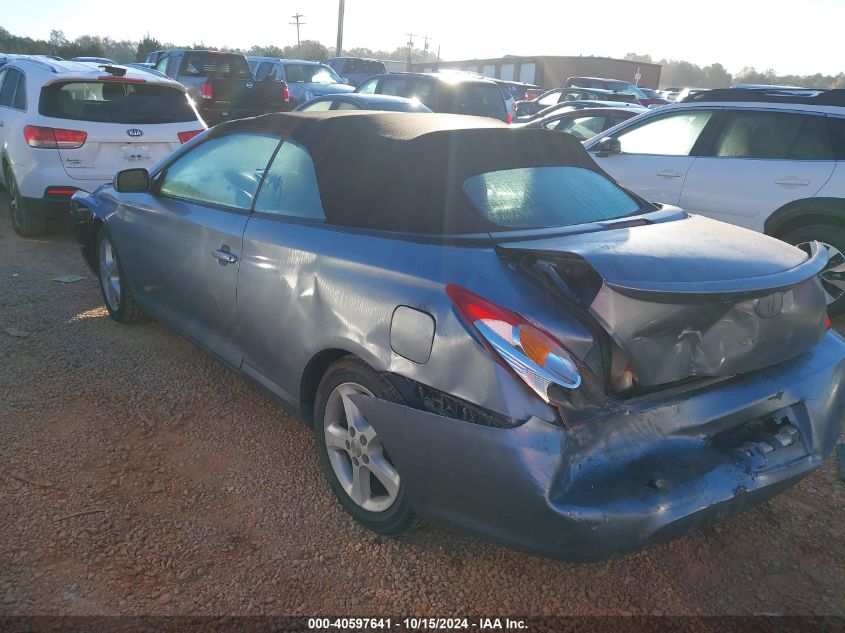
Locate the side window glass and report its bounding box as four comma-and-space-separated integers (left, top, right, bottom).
13, 72, 26, 110
256, 62, 272, 80
356, 77, 378, 94
713, 111, 833, 160
300, 99, 332, 111
0, 69, 19, 107
335, 101, 359, 110
616, 110, 713, 156
159, 132, 280, 209
828, 117, 845, 160
155, 56, 169, 74
408, 80, 435, 108
254, 140, 326, 220
379, 77, 408, 97
563, 116, 607, 141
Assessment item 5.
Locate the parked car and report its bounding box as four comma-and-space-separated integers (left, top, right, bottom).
564, 76, 666, 107
492, 79, 540, 103
0, 58, 206, 236
124, 63, 168, 78
70, 111, 844, 562
515, 106, 643, 140
71, 57, 115, 65
144, 50, 166, 66
639, 87, 669, 106
248, 57, 354, 108
325, 57, 387, 87
515, 87, 637, 117
675, 87, 709, 102
584, 87, 845, 314
153, 50, 291, 124
295, 93, 432, 112
524, 87, 546, 101
516, 100, 646, 123
355, 73, 510, 122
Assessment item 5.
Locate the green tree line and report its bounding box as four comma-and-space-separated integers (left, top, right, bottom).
625, 52, 845, 89
0, 26, 434, 65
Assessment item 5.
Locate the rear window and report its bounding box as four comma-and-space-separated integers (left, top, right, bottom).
463, 166, 642, 230
348, 59, 386, 74
39, 81, 198, 124
284, 64, 341, 84
445, 83, 505, 118
180, 53, 252, 79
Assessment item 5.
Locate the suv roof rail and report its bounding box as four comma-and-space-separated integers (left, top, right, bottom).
13, 57, 58, 73
681, 87, 845, 107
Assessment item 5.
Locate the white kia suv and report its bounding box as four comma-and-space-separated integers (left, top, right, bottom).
0, 59, 206, 236
584, 88, 845, 314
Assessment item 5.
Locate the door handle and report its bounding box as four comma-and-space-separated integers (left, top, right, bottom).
656, 170, 682, 178
212, 247, 238, 264
775, 177, 810, 186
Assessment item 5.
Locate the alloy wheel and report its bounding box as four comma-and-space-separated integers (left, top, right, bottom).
99, 237, 122, 311
8, 172, 21, 231
323, 382, 401, 513
797, 241, 845, 306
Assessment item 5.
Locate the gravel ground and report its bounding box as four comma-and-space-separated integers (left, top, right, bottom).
1, 195, 844, 618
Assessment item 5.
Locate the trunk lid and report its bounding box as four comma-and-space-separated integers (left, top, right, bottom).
206, 78, 288, 109
496, 214, 828, 387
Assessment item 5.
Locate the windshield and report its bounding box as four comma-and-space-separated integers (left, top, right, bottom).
285, 64, 341, 84
39, 81, 198, 124
463, 166, 642, 230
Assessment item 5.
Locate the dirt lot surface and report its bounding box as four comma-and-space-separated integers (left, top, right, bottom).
1, 196, 844, 618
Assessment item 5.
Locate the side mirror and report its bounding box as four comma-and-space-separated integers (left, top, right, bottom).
593, 136, 621, 157
114, 168, 150, 193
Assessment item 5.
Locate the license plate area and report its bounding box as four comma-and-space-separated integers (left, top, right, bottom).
712, 406, 807, 470
122, 144, 153, 162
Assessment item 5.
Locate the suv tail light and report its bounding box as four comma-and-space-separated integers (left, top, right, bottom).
24, 125, 87, 149
283, 83, 290, 101
177, 130, 204, 144
200, 81, 213, 99
446, 284, 581, 403
506, 111, 512, 124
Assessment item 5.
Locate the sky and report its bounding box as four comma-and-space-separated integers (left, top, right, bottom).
3, 0, 844, 76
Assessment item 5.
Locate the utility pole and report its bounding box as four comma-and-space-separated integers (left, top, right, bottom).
406, 33, 418, 71
335, 0, 345, 57
290, 13, 306, 56
421, 34, 431, 63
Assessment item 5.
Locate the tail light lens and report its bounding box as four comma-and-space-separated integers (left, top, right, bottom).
177, 130, 204, 144
283, 83, 290, 101
446, 284, 581, 403
506, 111, 512, 124
24, 125, 87, 149
200, 81, 213, 99
826, 314, 832, 330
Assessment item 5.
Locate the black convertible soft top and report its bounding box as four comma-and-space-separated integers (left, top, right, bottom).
222, 111, 613, 234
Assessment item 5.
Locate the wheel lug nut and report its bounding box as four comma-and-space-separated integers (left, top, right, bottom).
352, 457, 359, 467
360, 436, 367, 446
345, 440, 350, 450
349, 427, 356, 437
362, 454, 369, 464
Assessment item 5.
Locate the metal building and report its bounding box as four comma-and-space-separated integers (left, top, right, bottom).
413, 55, 662, 89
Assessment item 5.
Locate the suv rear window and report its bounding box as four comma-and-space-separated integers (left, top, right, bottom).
180, 53, 252, 79
348, 59, 386, 74
445, 82, 505, 119
463, 166, 641, 229
40, 81, 198, 124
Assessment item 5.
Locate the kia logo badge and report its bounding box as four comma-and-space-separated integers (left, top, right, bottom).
127, 129, 143, 137
246, 82, 254, 89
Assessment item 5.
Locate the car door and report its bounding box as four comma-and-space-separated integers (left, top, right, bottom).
109, 130, 281, 367
588, 108, 718, 205
679, 109, 837, 231
237, 138, 329, 402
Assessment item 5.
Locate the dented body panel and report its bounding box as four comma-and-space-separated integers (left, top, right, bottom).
355, 332, 845, 561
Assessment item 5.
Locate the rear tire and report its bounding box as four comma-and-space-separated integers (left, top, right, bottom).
5, 166, 46, 237
782, 224, 845, 317
97, 228, 144, 323
314, 356, 414, 535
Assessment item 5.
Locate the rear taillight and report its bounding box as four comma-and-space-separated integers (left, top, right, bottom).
283, 83, 290, 102
446, 284, 581, 402
200, 81, 213, 99
177, 130, 204, 144
45, 187, 78, 197
826, 314, 832, 330
506, 111, 512, 124
24, 125, 87, 149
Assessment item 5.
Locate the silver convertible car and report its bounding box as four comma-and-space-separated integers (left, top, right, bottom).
71, 112, 845, 561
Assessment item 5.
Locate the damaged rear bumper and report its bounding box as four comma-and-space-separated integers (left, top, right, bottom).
352, 331, 845, 562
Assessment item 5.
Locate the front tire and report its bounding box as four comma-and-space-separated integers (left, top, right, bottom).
97, 229, 144, 323
5, 166, 46, 237
314, 357, 414, 534
782, 224, 845, 317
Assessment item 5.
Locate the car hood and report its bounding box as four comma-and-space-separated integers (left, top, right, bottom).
496, 213, 829, 387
